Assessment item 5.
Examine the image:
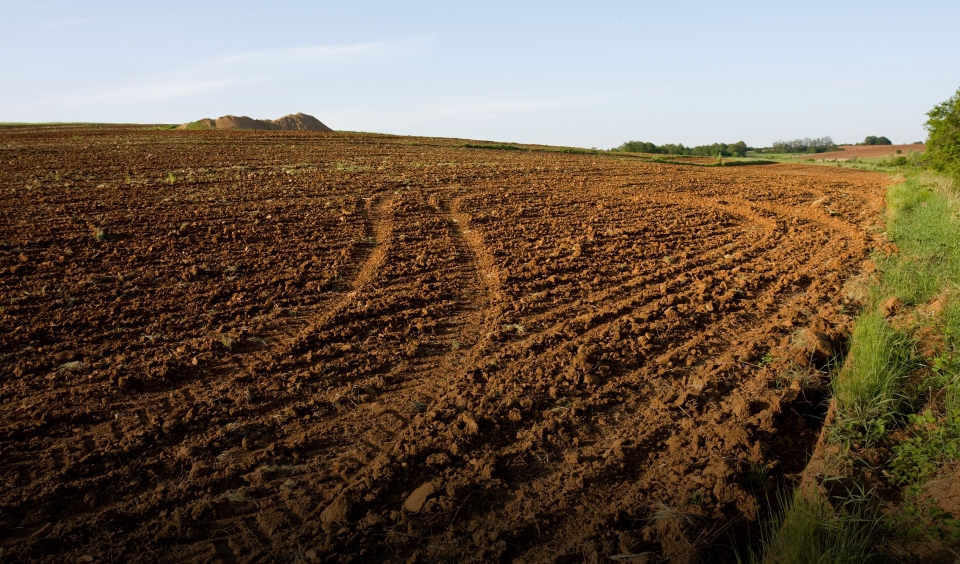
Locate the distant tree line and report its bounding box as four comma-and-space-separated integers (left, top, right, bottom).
860, 135, 892, 145
613, 140, 749, 157
764, 136, 838, 154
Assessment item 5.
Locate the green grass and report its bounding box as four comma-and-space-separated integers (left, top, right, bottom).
831, 311, 916, 446
875, 176, 960, 305
645, 156, 777, 167
758, 170, 960, 560
610, 151, 777, 167
746, 488, 884, 564
886, 294, 960, 485
888, 405, 960, 486
459, 142, 604, 155
182, 120, 213, 130
460, 142, 528, 151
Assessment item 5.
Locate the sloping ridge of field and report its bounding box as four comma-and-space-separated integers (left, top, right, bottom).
0, 127, 888, 562
811, 143, 925, 161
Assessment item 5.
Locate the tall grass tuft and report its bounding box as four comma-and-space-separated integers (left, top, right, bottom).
832, 312, 915, 446
746, 488, 883, 564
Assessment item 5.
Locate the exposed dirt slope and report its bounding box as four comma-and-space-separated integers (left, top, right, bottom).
177, 113, 332, 132
811, 143, 924, 161
0, 126, 888, 563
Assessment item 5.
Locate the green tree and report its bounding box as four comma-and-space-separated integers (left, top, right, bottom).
728, 141, 748, 157
925, 87, 960, 181
864, 135, 892, 145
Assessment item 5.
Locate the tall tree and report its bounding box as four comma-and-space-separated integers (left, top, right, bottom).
728, 141, 748, 157
925, 87, 960, 180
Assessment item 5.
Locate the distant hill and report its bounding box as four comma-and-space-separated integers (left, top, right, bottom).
178, 113, 332, 132
810, 143, 924, 161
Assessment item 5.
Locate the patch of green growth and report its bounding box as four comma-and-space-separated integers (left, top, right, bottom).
543, 146, 600, 155
182, 120, 213, 130
460, 143, 528, 151
888, 407, 960, 486
166, 171, 177, 184
775, 364, 827, 392
644, 156, 776, 167
741, 462, 769, 490
887, 296, 960, 486
334, 162, 365, 172
889, 490, 960, 547
746, 488, 885, 564
875, 176, 960, 305
831, 311, 916, 447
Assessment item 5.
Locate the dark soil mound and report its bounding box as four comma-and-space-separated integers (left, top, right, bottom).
271, 112, 332, 131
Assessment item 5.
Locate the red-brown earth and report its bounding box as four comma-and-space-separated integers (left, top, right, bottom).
0, 125, 888, 562
809, 143, 925, 161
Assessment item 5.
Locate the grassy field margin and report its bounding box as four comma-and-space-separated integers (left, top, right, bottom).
749, 170, 960, 562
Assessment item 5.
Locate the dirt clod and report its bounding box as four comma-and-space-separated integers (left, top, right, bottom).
321, 494, 352, 524
403, 482, 437, 513
881, 296, 902, 318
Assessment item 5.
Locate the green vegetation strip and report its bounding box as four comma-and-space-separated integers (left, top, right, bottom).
756, 172, 960, 561
643, 156, 777, 167
459, 142, 600, 155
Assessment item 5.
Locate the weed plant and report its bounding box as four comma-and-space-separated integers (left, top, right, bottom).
887, 297, 960, 486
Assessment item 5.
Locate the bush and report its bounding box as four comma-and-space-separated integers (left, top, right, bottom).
925, 87, 960, 182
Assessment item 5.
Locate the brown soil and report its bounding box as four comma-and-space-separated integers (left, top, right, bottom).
177, 113, 332, 132
811, 143, 925, 161
0, 126, 888, 562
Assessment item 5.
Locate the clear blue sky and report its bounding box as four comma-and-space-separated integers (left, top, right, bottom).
2, 0, 958, 148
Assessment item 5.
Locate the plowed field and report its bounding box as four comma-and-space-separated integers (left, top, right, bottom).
808, 143, 925, 161
0, 126, 887, 562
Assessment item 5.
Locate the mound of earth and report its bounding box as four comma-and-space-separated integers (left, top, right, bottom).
177, 112, 332, 132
